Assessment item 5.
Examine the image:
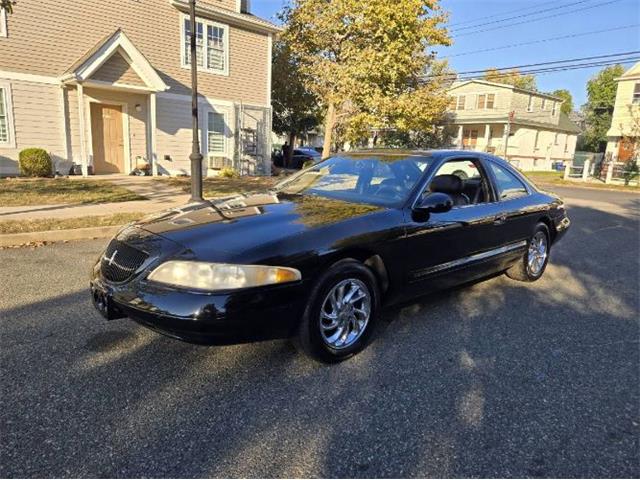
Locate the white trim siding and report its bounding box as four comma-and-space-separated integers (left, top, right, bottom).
0, 81, 16, 148
0, 8, 7, 38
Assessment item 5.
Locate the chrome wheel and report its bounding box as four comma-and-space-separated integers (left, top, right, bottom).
527, 231, 548, 276
319, 278, 371, 350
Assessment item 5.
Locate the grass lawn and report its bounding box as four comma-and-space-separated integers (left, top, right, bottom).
521, 171, 639, 192
0, 213, 142, 234
159, 176, 279, 199
0, 179, 146, 207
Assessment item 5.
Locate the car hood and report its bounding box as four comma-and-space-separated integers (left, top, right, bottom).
135, 191, 384, 257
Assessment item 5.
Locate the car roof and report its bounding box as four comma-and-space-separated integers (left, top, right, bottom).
341, 148, 508, 163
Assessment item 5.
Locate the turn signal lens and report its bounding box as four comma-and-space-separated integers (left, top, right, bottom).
147, 261, 301, 291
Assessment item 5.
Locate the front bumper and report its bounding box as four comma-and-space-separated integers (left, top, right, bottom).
90, 226, 310, 344
91, 273, 308, 344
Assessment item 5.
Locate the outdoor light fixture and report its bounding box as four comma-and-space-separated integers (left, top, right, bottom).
135, 104, 142, 112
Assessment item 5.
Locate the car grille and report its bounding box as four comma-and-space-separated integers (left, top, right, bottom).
100, 240, 149, 283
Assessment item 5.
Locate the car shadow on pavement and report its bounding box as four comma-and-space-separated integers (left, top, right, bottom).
0, 204, 638, 478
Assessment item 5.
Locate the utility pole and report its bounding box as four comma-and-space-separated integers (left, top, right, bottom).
188, 0, 203, 202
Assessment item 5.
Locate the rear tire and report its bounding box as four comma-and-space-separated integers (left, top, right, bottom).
506, 223, 551, 282
296, 259, 380, 363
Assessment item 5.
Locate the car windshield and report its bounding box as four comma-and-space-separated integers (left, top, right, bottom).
274, 154, 433, 207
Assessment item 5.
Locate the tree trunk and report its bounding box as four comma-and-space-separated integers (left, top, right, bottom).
322, 102, 336, 159
286, 131, 297, 168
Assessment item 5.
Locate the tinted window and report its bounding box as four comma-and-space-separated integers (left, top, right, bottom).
488, 162, 528, 200
275, 155, 433, 207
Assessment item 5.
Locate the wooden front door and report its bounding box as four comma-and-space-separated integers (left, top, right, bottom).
618, 138, 636, 162
91, 103, 124, 174
462, 128, 478, 148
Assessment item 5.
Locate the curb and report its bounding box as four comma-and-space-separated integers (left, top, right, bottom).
0, 225, 119, 247
537, 182, 640, 194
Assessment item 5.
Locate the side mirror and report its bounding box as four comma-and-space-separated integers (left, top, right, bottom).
414, 192, 453, 214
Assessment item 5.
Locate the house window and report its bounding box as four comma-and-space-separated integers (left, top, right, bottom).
182, 16, 228, 75
448, 96, 457, 110
527, 95, 534, 112
0, 85, 12, 145
0, 8, 6, 38
477, 93, 495, 109
551, 102, 557, 116
534, 130, 540, 150
633, 83, 640, 104
564, 137, 569, 153
486, 93, 495, 109
554, 133, 559, 145
541, 98, 547, 110
456, 95, 466, 110
207, 111, 226, 154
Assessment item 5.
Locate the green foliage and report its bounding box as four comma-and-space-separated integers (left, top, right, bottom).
583, 64, 626, 152
218, 167, 238, 178
483, 68, 537, 90
550, 89, 574, 115
1, 0, 16, 14
271, 37, 320, 138
381, 126, 454, 149
283, 0, 452, 152
302, 159, 317, 169
622, 160, 639, 186
18, 148, 52, 177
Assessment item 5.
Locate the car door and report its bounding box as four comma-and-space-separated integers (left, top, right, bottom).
401, 156, 508, 298
483, 159, 539, 248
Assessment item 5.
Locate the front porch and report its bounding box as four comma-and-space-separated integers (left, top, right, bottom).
452, 123, 507, 155
61, 30, 167, 177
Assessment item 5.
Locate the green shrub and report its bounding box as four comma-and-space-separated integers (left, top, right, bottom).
218, 167, 238, 178
19, 148, 52, 177
302, 160, 317, 169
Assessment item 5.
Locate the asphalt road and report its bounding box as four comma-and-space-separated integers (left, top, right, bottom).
1, 186, 638, 478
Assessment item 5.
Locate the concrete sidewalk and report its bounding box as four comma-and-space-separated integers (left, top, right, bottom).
0, 176, 190, 221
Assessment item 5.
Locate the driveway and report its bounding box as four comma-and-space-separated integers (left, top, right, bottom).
1, 187, 638, 477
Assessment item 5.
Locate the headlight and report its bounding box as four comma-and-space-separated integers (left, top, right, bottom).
147, 261, 301, 291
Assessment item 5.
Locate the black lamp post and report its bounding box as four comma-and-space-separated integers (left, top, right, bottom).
188, 0, 204, 202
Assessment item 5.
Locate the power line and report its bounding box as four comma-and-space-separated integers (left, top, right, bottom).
451, 0, 622, 38
447, 25, 639, 57
450, 0, 594, 32
446, 0, 559, 28
431, 51, 640, 77
453, 58, 638, 81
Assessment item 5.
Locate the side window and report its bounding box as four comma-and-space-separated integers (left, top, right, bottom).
426, 158, 489, 206
488, 162, 528, 201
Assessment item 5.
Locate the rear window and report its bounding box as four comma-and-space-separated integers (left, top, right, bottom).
488, 162, 529, 200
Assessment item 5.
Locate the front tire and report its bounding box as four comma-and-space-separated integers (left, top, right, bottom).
506, 223, 551, 282
296, 259, 380, 363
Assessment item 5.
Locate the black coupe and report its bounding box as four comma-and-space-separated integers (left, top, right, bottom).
91, 150, 570, 362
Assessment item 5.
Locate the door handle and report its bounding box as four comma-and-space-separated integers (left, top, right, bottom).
493, 214, 507, 225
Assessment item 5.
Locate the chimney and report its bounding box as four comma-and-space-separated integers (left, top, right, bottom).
240, 0, 251, 13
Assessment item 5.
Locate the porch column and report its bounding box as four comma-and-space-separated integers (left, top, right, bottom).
76, 84, 88, 177
484, 124, 491, 151
148, 92, 158, 176
457, 125, 463, 148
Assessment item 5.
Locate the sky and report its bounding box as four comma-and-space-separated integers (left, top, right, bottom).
251, 0, 640, 108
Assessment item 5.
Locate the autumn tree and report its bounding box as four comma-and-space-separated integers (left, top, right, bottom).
283, 0, 451, 158
271, 38, 320, 166
0, 0, 15, 12
483, 68, 537, 91
550, 89, 574, 115
583, 64, 626, 152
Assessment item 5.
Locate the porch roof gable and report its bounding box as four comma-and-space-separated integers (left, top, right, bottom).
61, 29, 169, 92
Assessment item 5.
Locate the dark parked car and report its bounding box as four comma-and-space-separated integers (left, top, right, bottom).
91, 150, 570, 362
